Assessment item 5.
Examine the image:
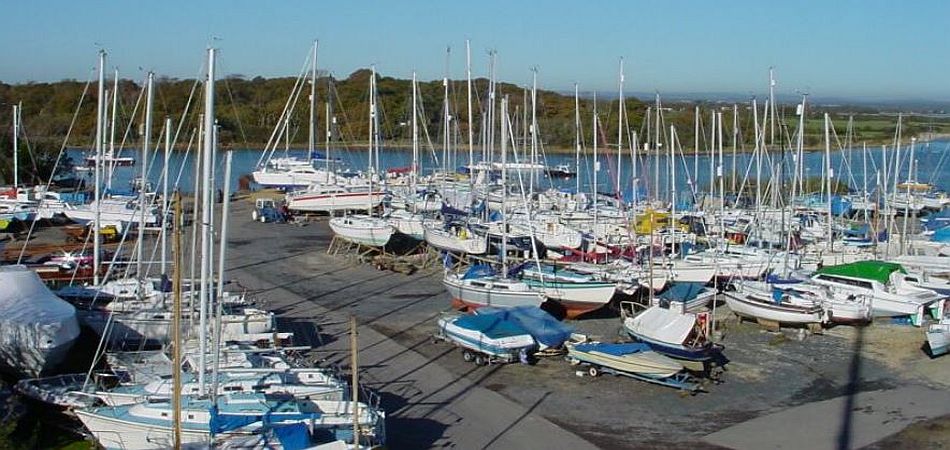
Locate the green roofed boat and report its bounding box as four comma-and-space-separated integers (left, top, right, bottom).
812, 261, 946, 325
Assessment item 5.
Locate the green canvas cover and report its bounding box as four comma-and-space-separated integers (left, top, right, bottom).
816, 260, 906, 285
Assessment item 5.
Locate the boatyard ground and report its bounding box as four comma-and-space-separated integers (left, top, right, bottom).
9, 196, 950, 449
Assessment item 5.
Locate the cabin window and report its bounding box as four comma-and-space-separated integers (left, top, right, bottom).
188, 414, 195, 420
161, 412, 168, 417
906, 277, 918, 282
817, 275, 873, 290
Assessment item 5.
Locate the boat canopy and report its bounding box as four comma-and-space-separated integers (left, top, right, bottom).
816, 260, 906, 285
658, 282, 707, 303
629, 306, 697, 345
452, 313, 529, 340
479, 306, 573, 348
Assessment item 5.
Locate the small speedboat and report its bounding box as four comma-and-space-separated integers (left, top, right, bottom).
436, 313, 536, 363
566, 341, 683, 379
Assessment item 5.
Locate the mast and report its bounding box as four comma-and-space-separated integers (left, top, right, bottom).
93, 50, 106, 286
411, 71, 419, 191
466, 40, 474, 177
824, 113, 833, 252
161, 117, 171, 276
753, 99, 761, 211
171, 192, 183, 449
530, 68, 538, 196
901, 138, 916, 254
717, 112, 725, 250
11, 104, 18, 189
198, 47, 216, 396
592, 93, 598, 224
212, 150, 233, 397
617, 58, 624, 199
308, 40, 318, 163
189, 115, 203, 329
138, 72, 154, 281
769, 68, 776, 147
501, 96, 509, 275
443, 47, 450, 183
574, 83, 581, 194
108, 68, 119, 190
350, 316, 361, 448
654, 94, 660, 202
709, 111, 716, 205
670, 125, 677, 256
693, 106, 699, 200
731, 104, 738, 193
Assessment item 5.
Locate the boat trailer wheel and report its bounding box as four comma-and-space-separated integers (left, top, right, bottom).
474, 354, 487, 366
462, 350, 475, 363
588, 366, 600, 377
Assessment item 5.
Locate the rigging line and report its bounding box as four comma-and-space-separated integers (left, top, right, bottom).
16, 74, 93, 264
257, 50, 313, 168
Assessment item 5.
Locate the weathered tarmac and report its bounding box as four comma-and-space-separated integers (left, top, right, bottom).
35, 195, 942, 449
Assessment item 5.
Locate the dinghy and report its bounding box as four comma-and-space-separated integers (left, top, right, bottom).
623, 306, 721, 362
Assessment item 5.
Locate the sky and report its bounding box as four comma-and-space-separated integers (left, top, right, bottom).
3, 1, 949, 100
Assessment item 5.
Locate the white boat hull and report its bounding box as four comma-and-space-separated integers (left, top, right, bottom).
443, 274, 544, 309
287, 190, 384, 213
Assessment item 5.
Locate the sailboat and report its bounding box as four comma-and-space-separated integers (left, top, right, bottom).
328, 66, 394, 247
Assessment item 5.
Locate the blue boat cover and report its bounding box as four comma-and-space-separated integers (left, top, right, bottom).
462, 264, 495, 280
479, 306, 573, 347
275, 423, 311, 450
658, 282, 706, 303
453, 313, 529, 339
573, 342, 650, 356
933, 225, 950, 243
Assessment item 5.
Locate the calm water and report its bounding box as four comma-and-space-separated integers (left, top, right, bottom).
67, 139, 950, 200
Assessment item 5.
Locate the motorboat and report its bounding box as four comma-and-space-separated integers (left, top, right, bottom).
286, 184, 384, 213
566, 341, 684, 379
436, 313, 537, 363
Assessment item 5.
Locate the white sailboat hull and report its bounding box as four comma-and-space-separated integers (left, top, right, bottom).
329, 216, 393, 246
287, 190, 384, 213
424, 226, 487, 254
443, 274, 544, 309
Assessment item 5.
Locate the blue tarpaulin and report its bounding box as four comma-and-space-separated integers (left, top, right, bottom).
933, 226, 950, 243
453, 313, 529, 339
479, 306, 573, 347
462, 264, 495, 280
274, 423, 311, 450
573, 342, 650, 356
658, 282, 707, 303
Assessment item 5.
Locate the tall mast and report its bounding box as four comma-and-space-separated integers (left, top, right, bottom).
654, 94, 660, 201
693, 106, 699, 200
717, 112, 725, 248
592, 93, 599, 224
108, 68, 119, 190
731, 104, 738, 193
530, 68, 538, 195
708, 110, 716, 203
171, 192, 183, 449
93, 50, 106, 286
670, 125, 677, 255
411, 71, 419, 191
11, 104, 18, 189
212, 150, 233, 396
308, 40, 318, 163
137, 72, 154, 282
161, 117, 171, 276
500, 96, 509, 275
753, 99, 761, 210
824, 113, 833, 251
198, 47, 216, 395
466, 40, 474, 176
574, 83, 581, 194
616, 58, 624, 199
901, 138, 916, 254
443, 47, 451, 181
769, 67, 776, 147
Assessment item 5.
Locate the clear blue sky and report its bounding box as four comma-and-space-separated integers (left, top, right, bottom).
3, 1, 949, 100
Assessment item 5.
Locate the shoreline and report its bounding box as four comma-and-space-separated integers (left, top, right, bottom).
59, 132, 950, 156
